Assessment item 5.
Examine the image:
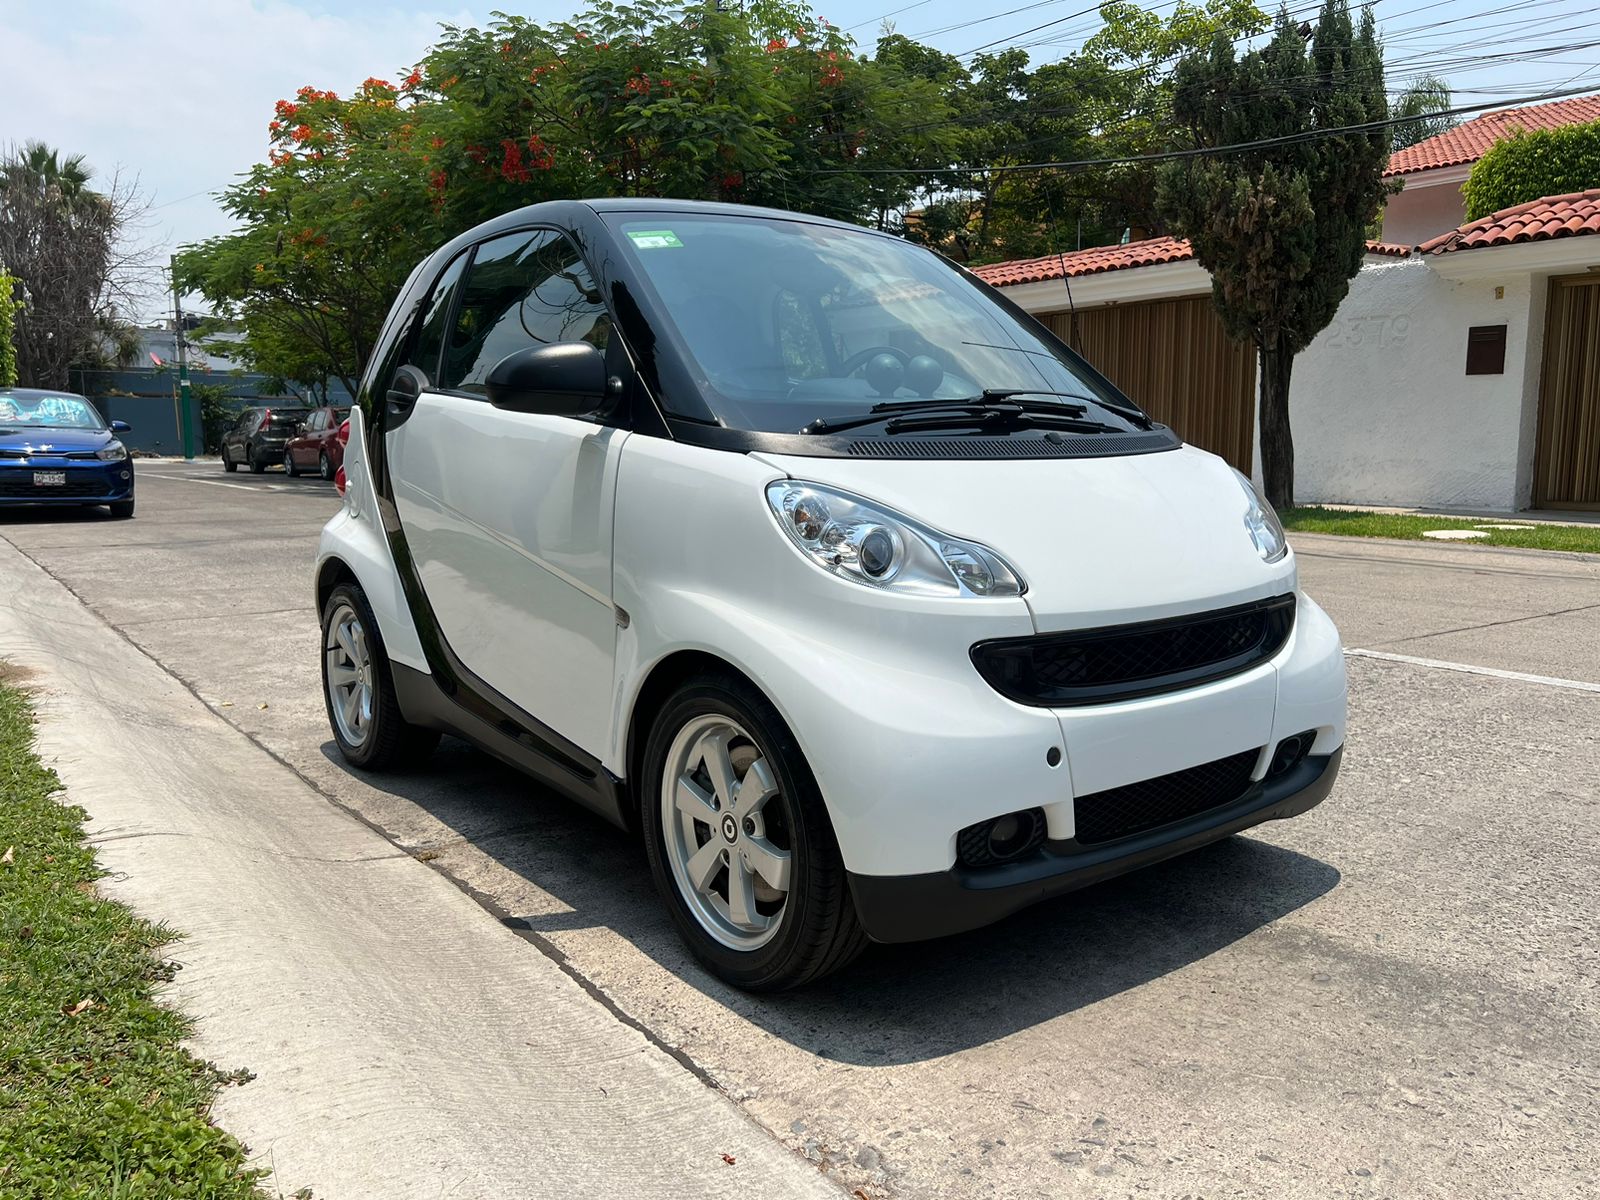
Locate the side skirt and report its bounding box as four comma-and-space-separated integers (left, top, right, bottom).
392, 661, 629, 829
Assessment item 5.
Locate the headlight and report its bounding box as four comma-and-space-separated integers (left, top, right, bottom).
765, 481, 1025, 597
1232, 469, 1288, 563
96, 440, 128, 462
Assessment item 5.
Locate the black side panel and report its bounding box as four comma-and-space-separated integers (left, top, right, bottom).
392, 662, 628, 828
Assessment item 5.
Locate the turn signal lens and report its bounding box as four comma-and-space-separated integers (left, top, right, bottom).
337, 418, 350, 448
334, 465, 347, 496
766, 481, 1024, 598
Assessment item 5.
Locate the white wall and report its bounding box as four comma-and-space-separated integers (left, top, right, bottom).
1381, 172, 1469, 247
1291, 257, 1540, 511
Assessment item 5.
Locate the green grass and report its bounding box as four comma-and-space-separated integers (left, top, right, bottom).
1281, 506, 1600, 554
0, 675, 268, 1199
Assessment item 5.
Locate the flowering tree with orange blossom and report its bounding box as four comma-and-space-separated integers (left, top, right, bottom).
174, 0, 959, 396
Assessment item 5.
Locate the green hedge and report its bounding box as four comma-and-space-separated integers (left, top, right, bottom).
1462, 119, 1600, 221
0, 271, 20, 388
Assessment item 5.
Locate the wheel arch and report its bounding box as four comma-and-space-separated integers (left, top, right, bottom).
623, 649, 779, 834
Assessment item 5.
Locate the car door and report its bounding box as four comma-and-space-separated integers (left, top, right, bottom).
384, 228, 629, 756
225, 411, 253, 458
297, 409, 325, 465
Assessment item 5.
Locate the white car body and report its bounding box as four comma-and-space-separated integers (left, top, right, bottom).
316, 199, 1346, 979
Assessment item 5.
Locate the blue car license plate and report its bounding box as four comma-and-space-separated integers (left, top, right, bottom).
33, 471, 66, 487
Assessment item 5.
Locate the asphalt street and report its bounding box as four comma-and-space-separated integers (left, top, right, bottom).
3, 458, 1597, 1199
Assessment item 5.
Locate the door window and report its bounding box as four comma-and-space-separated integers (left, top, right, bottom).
441, 230, 611, 394
411, 250, 469, 387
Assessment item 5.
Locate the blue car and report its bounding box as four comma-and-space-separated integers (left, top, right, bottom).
0, 388, 136, 518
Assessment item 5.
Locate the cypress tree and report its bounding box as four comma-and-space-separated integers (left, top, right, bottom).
1159, 0, 1390, 507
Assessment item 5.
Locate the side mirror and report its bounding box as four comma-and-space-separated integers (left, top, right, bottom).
485, 343, 609, 416
110, 420, 132, 434
387, 364, 429, 414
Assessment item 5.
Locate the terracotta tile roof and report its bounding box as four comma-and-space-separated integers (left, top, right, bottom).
970, 236, 1194, 287
974, 236, 1411, 287
1419, 188, 1600, 255
1385, 93, 1600, 177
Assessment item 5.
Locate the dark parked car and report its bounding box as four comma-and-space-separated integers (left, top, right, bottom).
0, 387, 136, 518
221, 406, 312, 473
282, 406, 349, 480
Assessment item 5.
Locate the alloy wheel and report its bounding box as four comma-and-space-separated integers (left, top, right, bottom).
660, 715, 792, 951
324, 601, 374, 747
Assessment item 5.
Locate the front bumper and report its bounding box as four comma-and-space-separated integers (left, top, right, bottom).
849, 746, 1342, 943
0, 460, 135, 504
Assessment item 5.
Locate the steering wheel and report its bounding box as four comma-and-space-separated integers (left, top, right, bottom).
840, 346, 912, 376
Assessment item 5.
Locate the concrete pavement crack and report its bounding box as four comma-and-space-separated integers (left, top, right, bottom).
1368, 600, 1600, 648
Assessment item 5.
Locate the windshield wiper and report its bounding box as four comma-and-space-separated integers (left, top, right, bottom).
802, 395, 1118, 437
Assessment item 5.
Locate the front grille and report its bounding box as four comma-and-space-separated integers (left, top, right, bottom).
0, 473, 114, 498
1074, 748, 1260, 846
971, 594, 1295, 707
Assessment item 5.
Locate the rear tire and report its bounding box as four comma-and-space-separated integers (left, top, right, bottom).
320, 582, 439, 771
641, 672, 867, 990
248, 444, 265, 473
284, 448, 300, 477
222, 447, 237, 472
108, 499, 135, 519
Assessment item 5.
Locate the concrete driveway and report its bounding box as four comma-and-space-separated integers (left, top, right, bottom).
3, 459, 1597, 1199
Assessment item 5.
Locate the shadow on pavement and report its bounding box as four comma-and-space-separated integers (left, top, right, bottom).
0, 505, 116, 524
322, 736, 1340, 1065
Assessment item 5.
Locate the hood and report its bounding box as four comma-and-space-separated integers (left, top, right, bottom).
751, 444, 1295, 633
0, 426, 115, 456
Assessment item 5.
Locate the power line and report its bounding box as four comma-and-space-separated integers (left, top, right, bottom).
797, 81, 1599, 175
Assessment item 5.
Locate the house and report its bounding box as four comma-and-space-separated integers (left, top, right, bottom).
974, 93, 1600, 512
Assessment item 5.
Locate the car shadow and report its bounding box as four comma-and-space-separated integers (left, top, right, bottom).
321, 737, 1341, 1065
0, 505, 115, 524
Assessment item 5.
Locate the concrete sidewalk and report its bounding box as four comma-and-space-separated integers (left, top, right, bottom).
0, 537, 840, 1200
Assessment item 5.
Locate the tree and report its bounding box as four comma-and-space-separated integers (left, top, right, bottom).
0, 141, 148, 389
1461, 119, 1600, 220
1158, 0, 1389, 507
1389, 73, 1455, 151
178, 0, 948, 393
0, 271, 20, 387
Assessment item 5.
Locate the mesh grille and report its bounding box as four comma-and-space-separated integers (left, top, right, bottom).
972, 595, 1295, 707
0, 473, 117, 498
1074, 749, 1260, 846
846, 431, 1179, 460
957, 808, 1047, 868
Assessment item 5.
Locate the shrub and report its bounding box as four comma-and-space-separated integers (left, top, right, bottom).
1462, 120, 1600, 221
0, 271, 20, 387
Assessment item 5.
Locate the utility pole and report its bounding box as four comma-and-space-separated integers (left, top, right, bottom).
171, 255, 196, 460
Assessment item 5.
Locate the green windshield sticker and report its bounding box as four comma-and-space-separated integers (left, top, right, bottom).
627, 229, 684, 250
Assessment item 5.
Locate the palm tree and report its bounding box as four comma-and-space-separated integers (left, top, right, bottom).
1, 141, 96, 207
1391, 75, 1457, 152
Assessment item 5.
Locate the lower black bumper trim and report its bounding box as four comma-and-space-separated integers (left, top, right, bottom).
848, 745, 1342, 944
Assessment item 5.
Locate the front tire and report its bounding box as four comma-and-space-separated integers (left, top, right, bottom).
108, 499, 135, 519
641, 673, 867, 990
284, 448, 300, 477
319, 451, 333, 481
222, 447, 237, 472
320, 582, 439, 770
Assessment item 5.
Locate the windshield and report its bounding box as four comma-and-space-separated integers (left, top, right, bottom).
607, 213, 1145, 435
0, 392, 107, 431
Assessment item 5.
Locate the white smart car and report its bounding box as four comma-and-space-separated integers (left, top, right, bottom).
316, 200, 1346, 990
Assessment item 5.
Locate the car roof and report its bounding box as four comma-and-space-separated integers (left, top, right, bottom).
0, 387, 92, 401
427, 197, 890, 273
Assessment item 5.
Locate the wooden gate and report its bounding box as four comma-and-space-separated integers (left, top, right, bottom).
1044, 295, 1256, 474
1534, 275, 1600, 509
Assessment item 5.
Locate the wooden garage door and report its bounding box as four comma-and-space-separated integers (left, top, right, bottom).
1044, 296, 1255, 473
1534, 275, 1600, 509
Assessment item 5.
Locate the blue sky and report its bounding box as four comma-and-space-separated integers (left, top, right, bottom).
4, 0, 1596, 317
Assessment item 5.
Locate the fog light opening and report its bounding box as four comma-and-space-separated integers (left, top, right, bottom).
957, 807, 1047, 869
1269, 729, 1316, 777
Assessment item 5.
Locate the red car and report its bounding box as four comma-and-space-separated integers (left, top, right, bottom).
282, 406, 350, 480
